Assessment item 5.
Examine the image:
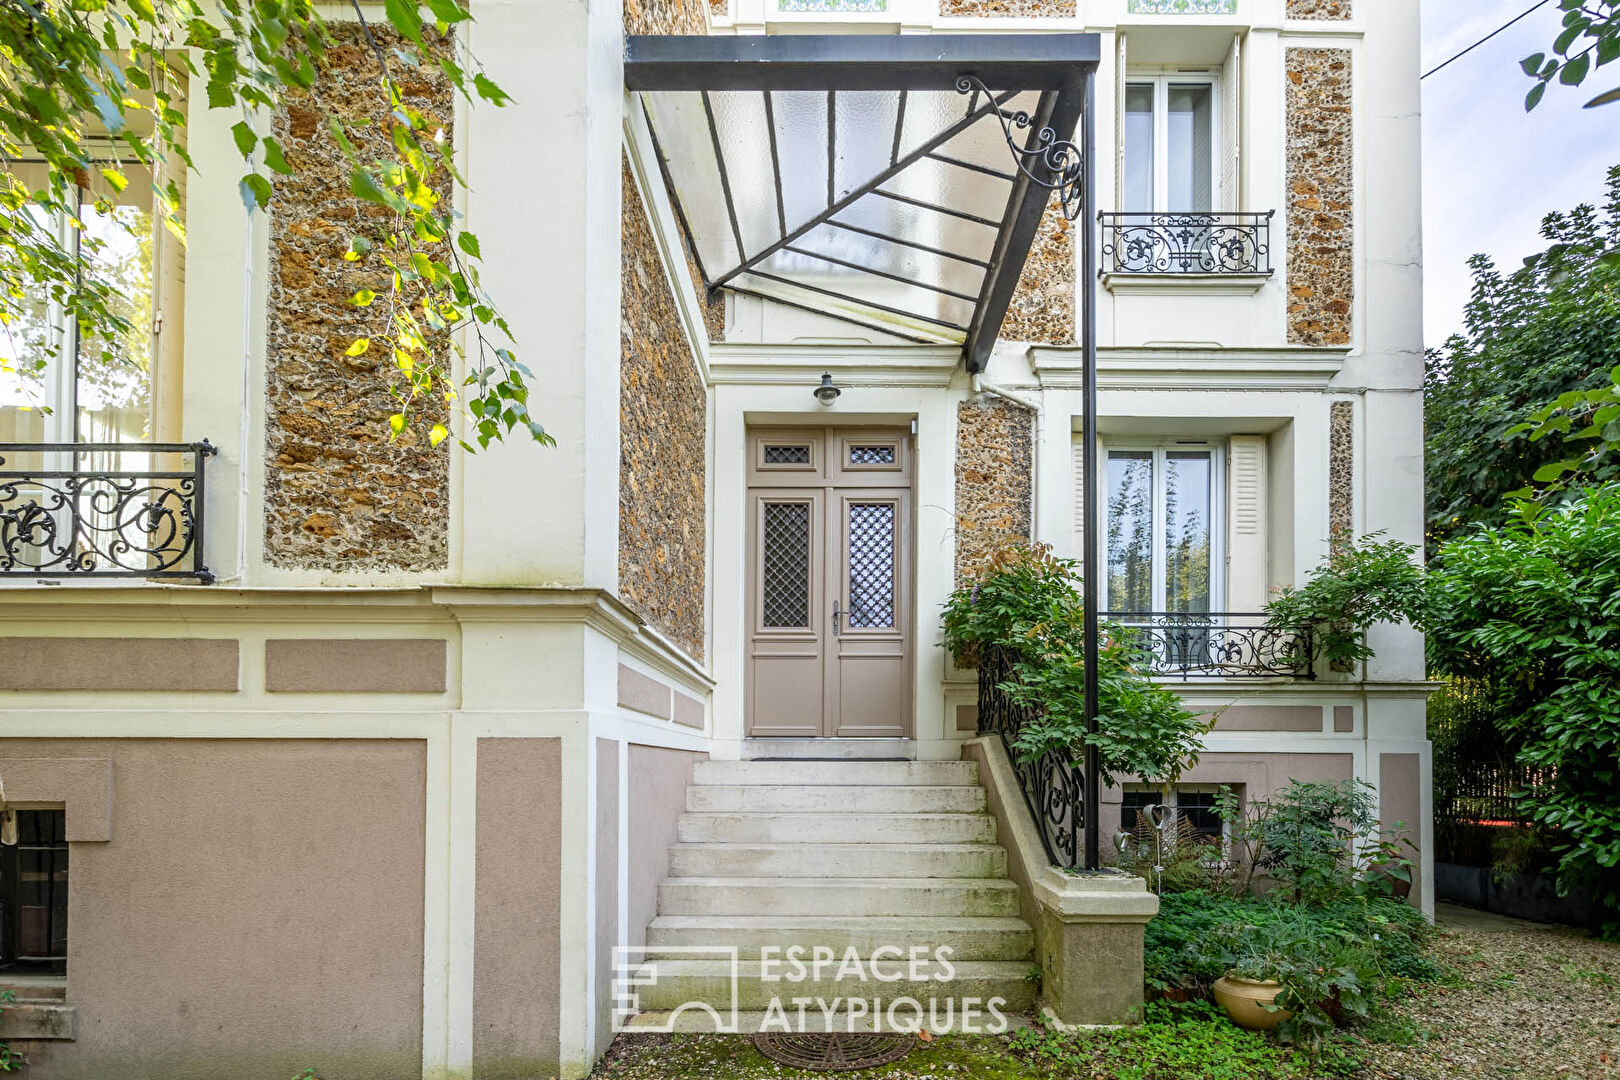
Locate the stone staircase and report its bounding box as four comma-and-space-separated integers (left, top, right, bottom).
632, 758, 1036, 1027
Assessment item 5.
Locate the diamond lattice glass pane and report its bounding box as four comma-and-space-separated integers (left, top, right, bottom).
763, 502, 811, 628
765, 445, 811, 465
849, 445, 895, 465
847, 502, 895, 628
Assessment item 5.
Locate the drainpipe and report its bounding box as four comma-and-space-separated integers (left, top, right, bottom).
970, 373, 1043, 549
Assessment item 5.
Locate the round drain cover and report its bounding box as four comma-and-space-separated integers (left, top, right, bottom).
751, 1032, 916, 1072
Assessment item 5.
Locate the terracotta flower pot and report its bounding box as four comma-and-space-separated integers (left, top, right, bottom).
1213, 975, 1294, 1031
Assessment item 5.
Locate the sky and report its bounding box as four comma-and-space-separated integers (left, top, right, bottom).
1421, 0, 1620, 347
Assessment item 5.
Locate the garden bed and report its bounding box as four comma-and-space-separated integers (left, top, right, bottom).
591, 910, 1620, 1079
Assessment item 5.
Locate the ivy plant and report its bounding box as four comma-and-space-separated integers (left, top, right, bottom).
941, 544, 1208, 786
1263, 535, 1427, 671
0, 0, 546, 450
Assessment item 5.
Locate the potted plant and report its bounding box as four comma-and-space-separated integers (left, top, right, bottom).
1212, 929, 1294, 1031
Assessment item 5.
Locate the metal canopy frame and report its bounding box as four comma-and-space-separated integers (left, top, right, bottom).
625, 33, 1100, 373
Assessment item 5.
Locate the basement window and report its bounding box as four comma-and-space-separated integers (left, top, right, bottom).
0, 809, 69, 975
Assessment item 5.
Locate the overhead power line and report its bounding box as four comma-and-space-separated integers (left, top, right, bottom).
1422, 0, 1554, 81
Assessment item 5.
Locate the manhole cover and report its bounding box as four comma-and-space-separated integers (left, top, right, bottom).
751, 1032, 916, 1072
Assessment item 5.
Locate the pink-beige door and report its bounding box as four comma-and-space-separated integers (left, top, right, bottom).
746, 430, 912, 738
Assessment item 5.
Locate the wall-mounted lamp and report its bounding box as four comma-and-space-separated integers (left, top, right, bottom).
814, 372, 842, 406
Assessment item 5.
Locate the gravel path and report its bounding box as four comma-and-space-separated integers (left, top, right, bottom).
1357, 904, 1620, 1080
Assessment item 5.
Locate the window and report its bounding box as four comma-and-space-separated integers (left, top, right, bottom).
0, 167, 174, 448
1122, 75, 1219, 213
1120, 786, 1230, 848
1105, 443, 1223, 614
0, 810, 68, 975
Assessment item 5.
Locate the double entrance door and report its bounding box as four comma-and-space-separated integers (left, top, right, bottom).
746, 427, 912, 739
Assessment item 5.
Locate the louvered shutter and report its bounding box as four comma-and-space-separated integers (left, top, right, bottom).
1220, 33, 1242, 212
1226, 435, 1268, 611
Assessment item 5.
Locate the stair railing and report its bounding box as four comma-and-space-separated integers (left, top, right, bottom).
976, 645, 1091, 871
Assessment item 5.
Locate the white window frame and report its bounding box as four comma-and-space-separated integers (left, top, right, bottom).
1122, 72, 1223, 213
1100, 439, 1227, 614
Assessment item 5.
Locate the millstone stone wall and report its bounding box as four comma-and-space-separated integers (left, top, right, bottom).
620, 157, 708, 662
1329, 399, 1354, 544
264, 23, 450, 571
625, 0, 708, 35
1287, 0, 1351, 19
1285, 48, 1354, 347
954, 396, 1034, 585
940, 0, 1077, 15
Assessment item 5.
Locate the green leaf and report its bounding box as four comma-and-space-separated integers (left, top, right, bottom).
1522, 52, 1547, 76
1560, 52, 1592, 85
473, 73, 510, 106
388, 413, 407, 437
1585, 84, 1620, 107
425, 0, 471, 21
1526, 81, 1548, 110
231, 120, 258, 158
98, 168, 128, 193
384, 0, 425, 43
1532, 460, 1573, 482
351, 289, 378, 306
238, 173, 272, 211
260, 136, 293, 175
457, 232, 482, 259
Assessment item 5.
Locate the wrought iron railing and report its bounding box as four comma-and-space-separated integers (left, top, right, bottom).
977, 645, 1089, 870
1100, 211, 1275, 275
1105, 612, 1314, 681
0, 442, 216, 583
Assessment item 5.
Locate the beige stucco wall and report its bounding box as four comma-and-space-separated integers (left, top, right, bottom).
625, 744, 705, 951
0, 739, 426, 1080
473, 737, 563, 1079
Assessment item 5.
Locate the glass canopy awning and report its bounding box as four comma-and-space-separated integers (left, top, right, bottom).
625, 34, 1100, 371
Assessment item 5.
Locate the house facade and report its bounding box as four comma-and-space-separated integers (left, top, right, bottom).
0, 0, 1426, 1077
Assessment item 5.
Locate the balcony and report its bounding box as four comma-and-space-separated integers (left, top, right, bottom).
1106, 612, 1313, 681
1100, 211, 1274, 282
0, 442, 216, 584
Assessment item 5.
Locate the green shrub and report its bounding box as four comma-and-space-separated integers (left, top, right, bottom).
940, 545, 1207, 785
1145, 894, 1441, 998
1427, 485, 1620, 937
1223, 779, 1414, 904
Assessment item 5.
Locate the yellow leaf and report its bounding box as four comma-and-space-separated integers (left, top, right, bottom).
429, 423, 449, 446
346, 338, 370, 357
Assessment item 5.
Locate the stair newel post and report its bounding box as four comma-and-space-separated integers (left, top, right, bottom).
1080, 72, 1101, 872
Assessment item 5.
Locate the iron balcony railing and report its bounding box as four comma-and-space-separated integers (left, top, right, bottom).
1100, 211, 1275, 276
0, 442, 217, 583
1105, 612, 1314, 681
977, 645, 1090, 870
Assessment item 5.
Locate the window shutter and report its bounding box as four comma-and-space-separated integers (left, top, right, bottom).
1226, 435, 1268, 611
1073, 436, 1088, 560
1221, 33, 1242, 212
1115, 32, 1128, 212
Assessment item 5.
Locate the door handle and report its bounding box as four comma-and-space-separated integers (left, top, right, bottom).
832, 600, 842, 638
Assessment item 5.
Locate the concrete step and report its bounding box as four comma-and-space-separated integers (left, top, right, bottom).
693, 760, 979, 787
741, 739, 915, 761
677, 813, 996, 845
658, 877, 1022, 918
644, 915, 1034, 961
687, 785, 986, 815
668, 842, 1007, 880
626, 959, 1038, 1012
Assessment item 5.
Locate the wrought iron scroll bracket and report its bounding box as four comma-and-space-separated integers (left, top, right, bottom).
955, 74, 1084, 221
